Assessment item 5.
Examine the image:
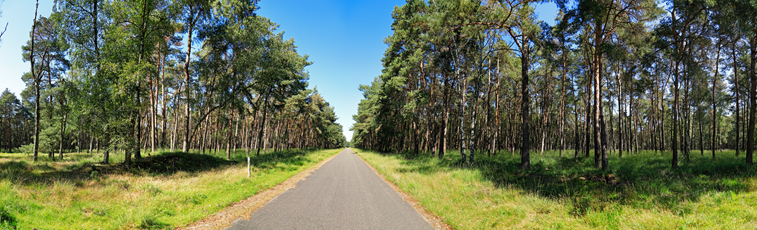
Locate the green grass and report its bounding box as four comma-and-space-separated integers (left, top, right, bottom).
0, 148, 342, 229
356, 148, 757, 229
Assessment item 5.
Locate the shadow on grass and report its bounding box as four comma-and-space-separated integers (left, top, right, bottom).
378, 149, 756, 216
0, 149, 315, 186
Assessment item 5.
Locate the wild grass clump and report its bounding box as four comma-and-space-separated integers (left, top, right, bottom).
0, 148, 342, 229
356, 148, 757, 229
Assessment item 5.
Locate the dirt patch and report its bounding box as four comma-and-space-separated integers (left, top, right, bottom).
355, 152, 452, 230
178, 151, 341, 230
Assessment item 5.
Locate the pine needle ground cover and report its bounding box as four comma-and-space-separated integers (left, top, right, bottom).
356, 149, 757, 229
0, 148, 342, 229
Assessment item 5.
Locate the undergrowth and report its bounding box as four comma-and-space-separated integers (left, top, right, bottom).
0, 148, 342, 229
356, 148, 757, 229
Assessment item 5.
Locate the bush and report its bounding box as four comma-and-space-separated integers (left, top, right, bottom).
18, 144, 33, 155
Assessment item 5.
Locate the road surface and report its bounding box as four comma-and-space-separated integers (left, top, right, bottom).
227, 148, 434, 230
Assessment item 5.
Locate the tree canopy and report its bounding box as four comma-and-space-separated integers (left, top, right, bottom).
352, 0, 757, 169
2, 0, 345, 166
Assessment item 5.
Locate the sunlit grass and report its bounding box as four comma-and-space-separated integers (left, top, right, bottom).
0, 148, 342, 229
356, 148, 757, 229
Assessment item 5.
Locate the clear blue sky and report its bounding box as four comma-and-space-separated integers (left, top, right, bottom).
257, 0, 556, 141
0, 0, 556, 141
0, 0, 54, 97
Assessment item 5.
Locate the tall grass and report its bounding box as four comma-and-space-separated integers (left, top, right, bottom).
0, 148, 342, 229
356, 149, 757, 229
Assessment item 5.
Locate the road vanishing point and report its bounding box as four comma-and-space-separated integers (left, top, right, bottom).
227, 148, 435, 230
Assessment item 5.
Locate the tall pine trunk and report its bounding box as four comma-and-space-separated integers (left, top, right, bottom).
439, 75, 449, 159
58, 112, 68, 160
560, 46, 567, 158
182, 14, 195, 153
746, 36, 756, 166
31, 0, 40, 162
712, 45, 721, 160
734, 41, 740, 157
256, 94, 270, 157
519, 36, 531, 171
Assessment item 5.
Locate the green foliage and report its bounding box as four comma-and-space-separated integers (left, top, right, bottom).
11, 0, 344, 166
0, 89, 30, 153
355, 0, 756, 171
0, 148, 342, 229
359, 149, 757, 229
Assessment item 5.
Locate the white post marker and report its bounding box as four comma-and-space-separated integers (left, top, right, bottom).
247, 157, 251, 178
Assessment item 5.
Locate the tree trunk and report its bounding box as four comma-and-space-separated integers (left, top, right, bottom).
713, 44, 721, 160
585, 70, 592, 158
673, 52, 680, 168
617, 67, 624, 158
227, 110, 234, 159
150, 60, 157, 154
171, 91, 179, 152
735, 41, 740, 157
699, 114, 704, 155
439, 75, 449, 159
161, 48, 168, 150
458, 68, 467, 164
594, 33, 608, 170
58, 112, 68, 160
560, 45, 567, 158
31, 0, 40, 162
200, 111, 208, 154
256, 94, 270, 157
469, 74, 480, 163
102, 128, 110, 164
492, 58, 502, 156
183, 14, 195, 153
519, 35, 531, 171
746, 36, 756, 166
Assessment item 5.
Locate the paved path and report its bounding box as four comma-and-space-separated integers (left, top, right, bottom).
227, 148, 434, 230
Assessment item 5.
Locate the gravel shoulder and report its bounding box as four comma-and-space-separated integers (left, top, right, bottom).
179, 150, 342, 230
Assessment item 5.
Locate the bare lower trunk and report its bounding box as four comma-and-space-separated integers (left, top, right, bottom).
182, 18, 195, 153
673, 58, 680, 169
103, 126, 110, 164
699, 116, 703, 155
439, 76, 449, 159
58, 112, 68, 160
519, 36, 531, 171
256, 94, 270, 157
226, 110, 234, 159
171, 92, 179, 152
31, 1, 40, 162
746, 36, 756, 166
458, 73, 467, 164
734, 41, 740, 157
706, 45, 719, 160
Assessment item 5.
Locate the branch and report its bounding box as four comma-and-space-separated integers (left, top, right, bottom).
188, 86, 243, 144
0, 22, 7, 39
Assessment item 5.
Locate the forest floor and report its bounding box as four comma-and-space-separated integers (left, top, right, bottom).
356, 148, 757, 229
0, 148, 342, 229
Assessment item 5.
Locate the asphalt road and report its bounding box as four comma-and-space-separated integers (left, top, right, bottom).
227, 148, 434, 230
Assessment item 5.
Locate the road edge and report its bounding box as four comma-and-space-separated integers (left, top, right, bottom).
353, 149, 452, 230
178, 148, 345, 230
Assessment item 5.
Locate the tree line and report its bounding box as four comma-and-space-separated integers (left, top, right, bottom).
351, 0, 756, 170
0, 0, 346, 166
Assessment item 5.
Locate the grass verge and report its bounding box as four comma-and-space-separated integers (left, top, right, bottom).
355, 148, 757, 229
0, 148, 342, 229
